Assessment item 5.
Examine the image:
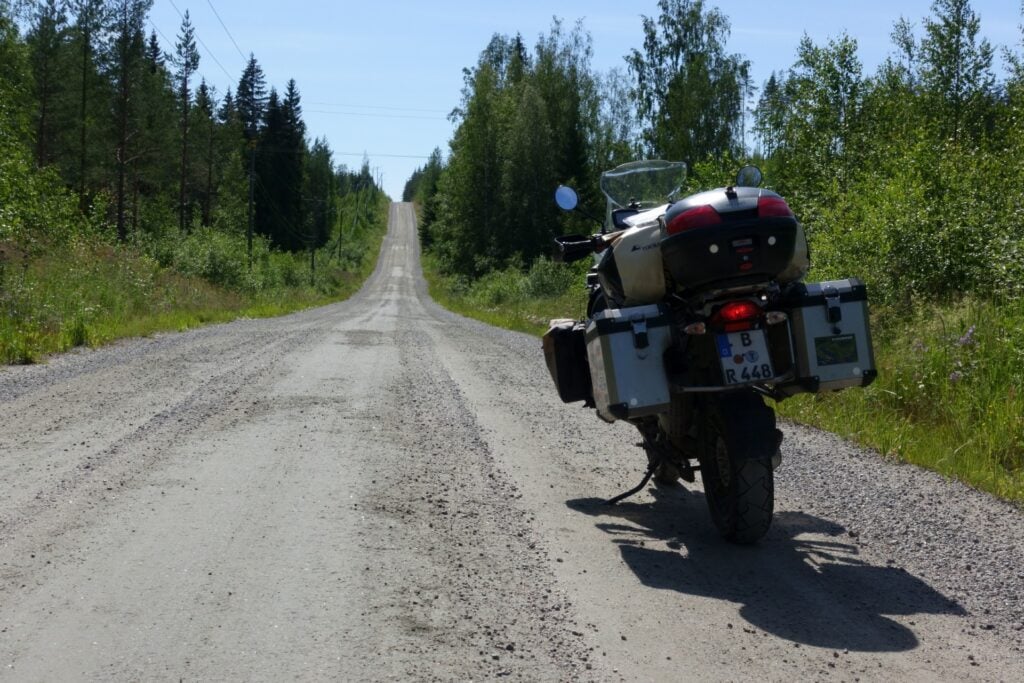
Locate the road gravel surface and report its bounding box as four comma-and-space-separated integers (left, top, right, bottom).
1, 203, 1023, 681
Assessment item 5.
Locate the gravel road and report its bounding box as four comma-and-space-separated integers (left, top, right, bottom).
1, 202, 1022, 681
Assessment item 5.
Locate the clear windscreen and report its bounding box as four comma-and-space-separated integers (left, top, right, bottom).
598, 160, 687, 209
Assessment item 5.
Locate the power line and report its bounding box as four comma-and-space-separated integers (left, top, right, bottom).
205, 0, 247, 61
149, 20, 174, 50
167, 0, 235, 83
306, 101, 449, 114
305, 109, 446, 121
334, 152, 433, 159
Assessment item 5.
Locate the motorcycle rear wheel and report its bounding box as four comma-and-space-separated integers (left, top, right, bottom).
699, 412, 774, 544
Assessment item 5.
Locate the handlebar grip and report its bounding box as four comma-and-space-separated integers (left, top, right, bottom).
553, 235, 597, 263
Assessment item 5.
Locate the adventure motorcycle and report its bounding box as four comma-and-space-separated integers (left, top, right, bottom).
543, 160, 876, 544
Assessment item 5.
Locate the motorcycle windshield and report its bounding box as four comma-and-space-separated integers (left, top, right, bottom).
599, 160, 687, 209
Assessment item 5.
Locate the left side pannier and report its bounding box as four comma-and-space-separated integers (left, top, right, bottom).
543, 319, 593, 404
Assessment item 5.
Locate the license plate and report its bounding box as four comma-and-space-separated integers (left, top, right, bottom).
716, 331, 775, 385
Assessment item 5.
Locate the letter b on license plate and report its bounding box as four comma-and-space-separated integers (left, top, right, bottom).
716, 331, 774, 385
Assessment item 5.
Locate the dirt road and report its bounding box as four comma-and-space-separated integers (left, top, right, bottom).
1, 203, 1022, 681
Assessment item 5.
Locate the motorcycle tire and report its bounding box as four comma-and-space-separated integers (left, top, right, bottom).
698, 407, 774, 544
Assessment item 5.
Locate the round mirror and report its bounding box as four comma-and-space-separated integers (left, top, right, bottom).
555, 185, 579, 211
736, 165, 763, 187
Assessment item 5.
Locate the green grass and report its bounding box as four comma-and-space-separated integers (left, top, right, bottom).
0, 204, 388, 365
421, 252, 590, 335
422, 253, 1024, 503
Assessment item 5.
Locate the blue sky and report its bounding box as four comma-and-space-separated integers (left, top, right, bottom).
147, 1, 1022, 199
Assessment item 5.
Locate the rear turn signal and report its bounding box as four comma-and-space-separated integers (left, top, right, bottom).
666, 204, 721, 235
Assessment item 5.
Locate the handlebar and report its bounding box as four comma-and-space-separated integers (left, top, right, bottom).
553, 234, 600, 263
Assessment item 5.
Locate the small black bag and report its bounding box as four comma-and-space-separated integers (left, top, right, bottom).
542, 319, 593, 404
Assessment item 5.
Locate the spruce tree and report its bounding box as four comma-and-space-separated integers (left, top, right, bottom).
173, 10, 199, 231
68, 0, 108, 207
109, 0, 151, 242
26, 0, 70, 169
236, 53, 266, 141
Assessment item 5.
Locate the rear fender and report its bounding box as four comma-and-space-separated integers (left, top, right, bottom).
711, 392, 778, 461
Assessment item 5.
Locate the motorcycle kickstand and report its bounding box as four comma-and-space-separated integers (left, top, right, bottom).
604, 456, 660, 506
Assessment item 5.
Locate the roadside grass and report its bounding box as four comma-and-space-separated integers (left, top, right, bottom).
422, 254, 1024, 503
421, 252, 590, 336
0, 204, 387, 365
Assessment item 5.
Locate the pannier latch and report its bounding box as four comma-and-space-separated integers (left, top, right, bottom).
823, 286, 842, 324
630, 317, 649, 349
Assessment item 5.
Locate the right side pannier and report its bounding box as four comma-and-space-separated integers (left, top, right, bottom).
776, 278, 877, 396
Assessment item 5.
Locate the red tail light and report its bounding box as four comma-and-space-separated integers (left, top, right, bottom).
711, 300, 762, 332
666, 204, 721, 235
757, 196, 794, 217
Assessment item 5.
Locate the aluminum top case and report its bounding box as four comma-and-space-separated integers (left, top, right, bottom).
780, 278, 877, 394
584, 304, 673, 422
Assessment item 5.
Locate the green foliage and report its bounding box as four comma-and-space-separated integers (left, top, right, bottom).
422, 253, 589, 336
2, 0, 390, 363
750, 1, 1023, 304
0, 192, 389, 364
425, 22, 602, 278
626, 0, 751, 164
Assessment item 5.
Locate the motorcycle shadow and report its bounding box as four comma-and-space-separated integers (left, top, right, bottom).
566, 486, 965, 653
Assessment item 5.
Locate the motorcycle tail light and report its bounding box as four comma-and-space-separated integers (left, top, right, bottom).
666, 204, 721, 235
757, 196, 794, 218
711, 300, 762, 332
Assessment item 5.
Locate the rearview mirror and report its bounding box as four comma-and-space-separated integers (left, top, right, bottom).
736, 165, 763, 188
555, 185, 579, 211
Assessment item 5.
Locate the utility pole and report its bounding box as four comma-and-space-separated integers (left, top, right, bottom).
246, 135, 256, 270
335, 204, 343, 262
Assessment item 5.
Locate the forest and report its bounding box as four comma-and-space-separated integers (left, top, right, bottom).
407, 0, 1024, 500
0, 0, 387, 362
408, 0, 1023, 300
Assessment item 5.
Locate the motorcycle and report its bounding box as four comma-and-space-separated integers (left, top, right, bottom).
544, 160, 876, 544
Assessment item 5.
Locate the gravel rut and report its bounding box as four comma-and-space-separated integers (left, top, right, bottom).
1, 203, 1022, 681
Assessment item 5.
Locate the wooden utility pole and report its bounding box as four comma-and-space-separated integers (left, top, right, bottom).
246, 137, 255, 270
